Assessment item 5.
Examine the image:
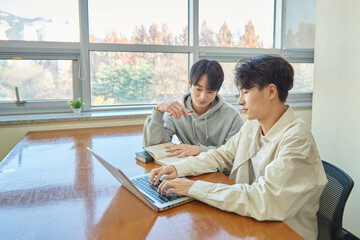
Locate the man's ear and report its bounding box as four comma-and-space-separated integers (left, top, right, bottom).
268, 84, 278, 100
188, 78, 192, 88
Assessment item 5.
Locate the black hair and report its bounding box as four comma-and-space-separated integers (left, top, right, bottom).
234, 55, 294, 102
190, 59, 224, 91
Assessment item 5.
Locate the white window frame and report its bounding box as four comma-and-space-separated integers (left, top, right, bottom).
0, 0, 314, 116
0, 41, 82, 114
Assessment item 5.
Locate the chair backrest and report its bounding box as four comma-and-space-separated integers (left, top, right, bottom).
317, 160, 354, 240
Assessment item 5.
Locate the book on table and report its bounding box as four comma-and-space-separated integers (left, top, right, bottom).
135, 150, 154, 163
143, 142, 191, 166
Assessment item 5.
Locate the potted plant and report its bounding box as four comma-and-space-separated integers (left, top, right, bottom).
68, 98, 84, 114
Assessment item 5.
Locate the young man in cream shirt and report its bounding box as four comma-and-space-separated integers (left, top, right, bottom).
149, 55, 327, 240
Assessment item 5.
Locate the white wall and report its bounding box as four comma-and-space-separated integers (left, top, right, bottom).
312, 0, 360, 236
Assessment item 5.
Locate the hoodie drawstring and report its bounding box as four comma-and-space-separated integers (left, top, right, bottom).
192, 115, 197, 142
205, 114, 209, 144
192, 113, 209, 145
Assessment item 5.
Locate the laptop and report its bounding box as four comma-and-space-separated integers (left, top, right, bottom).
87, 147, 193, 212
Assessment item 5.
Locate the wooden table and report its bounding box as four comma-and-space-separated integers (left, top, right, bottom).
0, 125, 303, 240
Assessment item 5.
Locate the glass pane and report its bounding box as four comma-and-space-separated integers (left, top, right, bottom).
0, 60, 73, 101
291, 63, 314, 93
199, 0, 274, 48
285, 0, 316, 49
218, 62, 238, 95
217, 62, 314, 94
90, 52, 188, 106
88, 0, 188, 45
0, 0, 79, 42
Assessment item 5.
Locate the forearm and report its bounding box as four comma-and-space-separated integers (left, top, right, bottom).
173, 144, 235, 177
187, 181, 276, 220
187, 179, 304, 221
143, 108, 173, 147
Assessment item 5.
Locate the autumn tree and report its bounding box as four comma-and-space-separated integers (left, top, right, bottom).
89, 34, 97, 43
105, 31, 121, 43
217, 22, 234, 47
179, 25, 188, 45
151, 53, 188, 102
132, 25, 148, 44
148, 23, 161, 45
199, 20, 214, 46
239, 21, 263, 48
161, 24, 173, 45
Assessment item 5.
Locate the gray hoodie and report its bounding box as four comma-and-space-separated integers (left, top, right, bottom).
143, 92, 243, 152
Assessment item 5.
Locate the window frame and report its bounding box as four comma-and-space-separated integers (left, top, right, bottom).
0, 41, 82, 114
0, 0, 314, 116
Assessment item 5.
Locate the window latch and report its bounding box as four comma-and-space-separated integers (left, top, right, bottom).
15, 86, 26, 106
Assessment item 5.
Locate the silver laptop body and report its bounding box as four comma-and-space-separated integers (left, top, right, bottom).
87, 147, 193, 212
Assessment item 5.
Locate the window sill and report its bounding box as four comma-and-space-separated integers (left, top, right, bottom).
0, 109, 152, 126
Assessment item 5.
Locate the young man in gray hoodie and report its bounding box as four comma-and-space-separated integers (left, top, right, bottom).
143, 59, 243, 157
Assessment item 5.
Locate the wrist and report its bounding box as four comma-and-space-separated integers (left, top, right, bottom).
186, 180, 195, 195
172, 165, 178, 177
194, 145, 201, 155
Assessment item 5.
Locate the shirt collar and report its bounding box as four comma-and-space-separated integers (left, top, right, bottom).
247, 106, 296, 143
263, 105, 296, 143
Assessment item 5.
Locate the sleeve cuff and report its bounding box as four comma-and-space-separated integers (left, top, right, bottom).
200, 144, 208, 152
151, 107, 165, 123
188, 180, 213, 199
172, 160, 190, 177
200, 144, 217, 152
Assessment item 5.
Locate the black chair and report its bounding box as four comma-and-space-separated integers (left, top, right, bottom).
317, 160, 359, 240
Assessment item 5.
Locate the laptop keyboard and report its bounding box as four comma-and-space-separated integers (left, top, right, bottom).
131, 175, 185, 204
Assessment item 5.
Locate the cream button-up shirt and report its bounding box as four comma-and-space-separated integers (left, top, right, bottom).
173, 107, 327, 240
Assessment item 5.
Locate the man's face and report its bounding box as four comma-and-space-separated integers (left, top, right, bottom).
190, 74, 217, 111
237, 85, 270, 121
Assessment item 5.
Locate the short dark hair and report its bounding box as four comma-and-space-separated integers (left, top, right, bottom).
234, 55, 294, 102
190, 59, 224, 91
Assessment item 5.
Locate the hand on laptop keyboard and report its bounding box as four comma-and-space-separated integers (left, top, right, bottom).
132, 175, 184, 203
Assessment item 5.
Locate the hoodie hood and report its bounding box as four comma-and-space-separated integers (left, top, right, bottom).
182, 92, 224, 120
181, 92, 226, 144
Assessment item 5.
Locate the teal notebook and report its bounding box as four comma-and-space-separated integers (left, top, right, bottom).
135, 150, 154, 163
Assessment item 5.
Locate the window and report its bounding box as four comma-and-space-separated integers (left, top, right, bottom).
0, 59, 73, 101
88, 0, 188, 46
285, 0, 316, 49
0, 0, 315, 115
199, 0, 274, 48
217, 61, 314, 95
218, 62, 237, 95
90, 52, 188, 105
291, 63, 314, 93
0, 0, 79, 42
